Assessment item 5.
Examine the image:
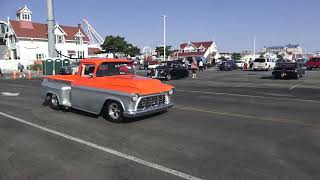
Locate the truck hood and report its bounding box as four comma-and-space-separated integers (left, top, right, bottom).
105, 75, 173, 95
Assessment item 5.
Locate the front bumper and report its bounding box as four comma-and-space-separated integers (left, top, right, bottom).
123, 103, 174, 118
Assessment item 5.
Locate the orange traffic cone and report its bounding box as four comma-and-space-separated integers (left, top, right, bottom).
13, 70, 16, 80
28, 70, 32, 80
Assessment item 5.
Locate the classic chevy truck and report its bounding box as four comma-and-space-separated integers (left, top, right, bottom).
42, 58, 174, 123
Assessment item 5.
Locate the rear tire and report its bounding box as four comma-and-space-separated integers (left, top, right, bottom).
103, 101, 124, 123
49, 94, 62, 110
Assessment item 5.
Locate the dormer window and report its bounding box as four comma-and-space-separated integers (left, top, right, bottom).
75, 36, 83, 45
16, 5, 32, 21
56, 35, 64, 44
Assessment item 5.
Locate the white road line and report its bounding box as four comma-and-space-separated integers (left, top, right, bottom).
1, 92, 20, 96
176, 89, 320, 103
0, 111, 202, 180
289, 84, 301, 90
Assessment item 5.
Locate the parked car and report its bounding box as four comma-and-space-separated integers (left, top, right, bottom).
306, 57, 320, 70
296, 58, 308, 66
235, 60, 245, 69
272, 62, 305, 79
147, 60, 189, 80
219, 60, 237, 71
59, 61, 80, 75
252, 58, 276, 71
42, 58, 174, 123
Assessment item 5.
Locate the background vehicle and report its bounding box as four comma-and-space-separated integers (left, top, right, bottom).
147, 60, 189, 80
252, 58, 275, 71
42, 58, 174, 123
59, 61, 80, 75
219, 60, 237, 71
296, 58, 308, 66
272, 62, 305, 79
235, 60, 245, 69
306, 57, 320, 70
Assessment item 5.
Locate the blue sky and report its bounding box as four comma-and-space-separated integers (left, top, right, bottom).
1, 0, 319, 53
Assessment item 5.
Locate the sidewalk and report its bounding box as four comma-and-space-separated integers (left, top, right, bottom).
0, 70, 43, 80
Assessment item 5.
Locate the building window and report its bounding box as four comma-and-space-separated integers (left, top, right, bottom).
75, 36, 83, 45
77, 51, 84, 58
36, 53, 45, 60
56, 35, 64, 44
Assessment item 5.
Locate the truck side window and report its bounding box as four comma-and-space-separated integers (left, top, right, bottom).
81, 64, 95, 77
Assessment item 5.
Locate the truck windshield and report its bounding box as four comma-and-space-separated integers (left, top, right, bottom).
96, 62, 134, 77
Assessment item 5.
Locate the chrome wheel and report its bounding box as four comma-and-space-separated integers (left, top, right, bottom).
51, 95, 59, 107
50, 94, 61, 110
108, 103, 121, 120
166, 74, 171, 81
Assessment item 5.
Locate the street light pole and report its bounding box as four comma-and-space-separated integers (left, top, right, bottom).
47, 0, 56, 58
253, 36, 256, 56
162, 15, 166, 61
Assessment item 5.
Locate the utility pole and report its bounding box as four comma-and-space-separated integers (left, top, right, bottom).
162, 15, 166, 61
47, 0, 56, 58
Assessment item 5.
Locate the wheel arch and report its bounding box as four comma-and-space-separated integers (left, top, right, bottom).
99, 98, 125, 115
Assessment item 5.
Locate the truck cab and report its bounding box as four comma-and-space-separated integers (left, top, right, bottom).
42, 58, 174, 123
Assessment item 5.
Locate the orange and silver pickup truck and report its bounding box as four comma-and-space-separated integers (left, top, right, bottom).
42, 58, 174, 123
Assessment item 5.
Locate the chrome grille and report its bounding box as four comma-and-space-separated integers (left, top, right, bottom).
137, 94, 166, 110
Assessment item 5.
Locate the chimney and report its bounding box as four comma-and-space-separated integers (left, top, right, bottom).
78, 24, 81, 29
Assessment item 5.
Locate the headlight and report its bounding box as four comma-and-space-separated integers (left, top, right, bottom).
131, 94, 139, 102
168, 89, 174, 95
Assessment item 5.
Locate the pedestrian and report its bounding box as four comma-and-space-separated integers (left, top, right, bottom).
191, 60, 198, 79
199, 60, 204, 72
18, 62, 25, 78
0, 67, 3, 78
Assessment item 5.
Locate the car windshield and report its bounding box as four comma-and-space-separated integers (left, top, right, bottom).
96, 62, 134, 77
254, 59, 266, 62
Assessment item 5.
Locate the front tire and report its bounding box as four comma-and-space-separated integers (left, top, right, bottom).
103, 101, 124, 123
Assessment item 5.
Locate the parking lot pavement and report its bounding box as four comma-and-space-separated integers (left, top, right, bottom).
1, 69, 320, 180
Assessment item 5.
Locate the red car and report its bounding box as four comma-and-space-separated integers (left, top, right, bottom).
306, 57, 320, 70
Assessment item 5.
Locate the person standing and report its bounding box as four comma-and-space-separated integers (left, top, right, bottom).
0, 67, 3, 78
191, 60, 198, 79
199, 60, 204, 72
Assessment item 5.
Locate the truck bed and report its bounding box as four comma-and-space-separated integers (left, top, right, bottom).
46, 75, 79, 83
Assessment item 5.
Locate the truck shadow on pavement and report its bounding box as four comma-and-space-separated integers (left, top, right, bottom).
42, 102, 165, 123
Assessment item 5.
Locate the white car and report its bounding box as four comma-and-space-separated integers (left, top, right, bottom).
252, 58, 275, 71
235, 60, 245, 69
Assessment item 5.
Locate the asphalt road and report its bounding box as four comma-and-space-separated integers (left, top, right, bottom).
1, 69, 320, 180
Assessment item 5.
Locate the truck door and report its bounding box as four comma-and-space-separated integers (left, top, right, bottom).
70, 63, 103, 114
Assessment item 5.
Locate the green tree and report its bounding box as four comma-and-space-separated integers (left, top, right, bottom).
155, 46, 173, 58
125, 43, 141, 57
101, 36, 128, 55
231, 52, 242, 60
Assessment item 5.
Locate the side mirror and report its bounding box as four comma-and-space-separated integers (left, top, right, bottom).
88, 73, 94, 78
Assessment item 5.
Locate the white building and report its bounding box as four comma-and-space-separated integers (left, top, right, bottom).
5, 5, 89, 61
175, 41, 219, 61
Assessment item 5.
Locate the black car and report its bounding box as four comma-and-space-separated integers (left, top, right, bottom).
272, 62, 305, 79
219, 60, 237, 71
147, 61, 189, 80
59, 61, 80, 75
